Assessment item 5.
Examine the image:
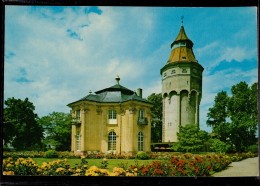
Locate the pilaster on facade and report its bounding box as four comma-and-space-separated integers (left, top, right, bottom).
80, 107, 86, 152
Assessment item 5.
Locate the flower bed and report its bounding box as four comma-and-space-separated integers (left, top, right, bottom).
226, 152, 257, 162
3, 153, 233, 176
3, 151, 80, 159
134, 153, 232, 176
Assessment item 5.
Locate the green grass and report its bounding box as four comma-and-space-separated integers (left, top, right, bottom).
32, 158, 155, 171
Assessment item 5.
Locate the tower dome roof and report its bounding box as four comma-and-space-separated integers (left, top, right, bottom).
167, 25, 197, 63
171, 26, 193, 48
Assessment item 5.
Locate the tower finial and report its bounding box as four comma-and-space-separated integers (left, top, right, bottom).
115, 75, 120, 85
181, 16, 184, 26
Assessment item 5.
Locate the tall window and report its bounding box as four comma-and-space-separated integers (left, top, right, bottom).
108, 109, 117, 124
108, 131, 116, 150
76, 127, 81, 151
138, 132, 144, 151
76, 110, 80, 119
139, 109, 145, 119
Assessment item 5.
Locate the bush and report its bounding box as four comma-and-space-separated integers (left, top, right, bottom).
247, 145, 258, 153
3, 151, 45, 159
3, 157, 38, 175
209, 139, 231, 153
45, 150, 59, 158
133, 153, 231, 176
136, 151, 149, 160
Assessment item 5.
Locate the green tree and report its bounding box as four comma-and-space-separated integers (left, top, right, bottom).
147, 93, 162, 143
3, 97, 43, 150
228, 82, 258, 152
207, 81, 258, 152
173, 124, 209, 152
38, 112, 72, 151
206, 91, 231, 142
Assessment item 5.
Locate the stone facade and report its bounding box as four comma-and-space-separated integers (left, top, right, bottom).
67, 77, 152, 155
161, 26, 204, 142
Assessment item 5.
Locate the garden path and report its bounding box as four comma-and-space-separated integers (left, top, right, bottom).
212, 157, 259, 177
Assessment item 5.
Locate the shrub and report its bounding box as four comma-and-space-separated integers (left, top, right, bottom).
45, 150, 59, 158
209, 139, 231, 153
132, 153, 231, 176
247, 144, 258, 153
136, 151, 149, 160
3, 157, 39, 175
38, 159, 72, 176
3, 151, 45, 159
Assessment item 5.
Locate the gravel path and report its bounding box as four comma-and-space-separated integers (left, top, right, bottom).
212, 157, 259, 177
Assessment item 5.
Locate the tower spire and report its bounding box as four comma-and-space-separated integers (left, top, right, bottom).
181, 16, 184, 26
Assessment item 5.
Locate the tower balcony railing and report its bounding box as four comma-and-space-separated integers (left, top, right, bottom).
71, 117, 81, 126
138, 117, 148, 125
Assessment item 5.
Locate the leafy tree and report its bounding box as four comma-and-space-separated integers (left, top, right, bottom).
38, 112, 72, 151
228, 82, 258, 152
173, 124, 209, 152
147, 93, 162, 143
3, 97, 43, 150
206, 91, 231, 142
207, 81, 258, 152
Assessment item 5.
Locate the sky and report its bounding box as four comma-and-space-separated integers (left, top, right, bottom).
4, 6, 258, 132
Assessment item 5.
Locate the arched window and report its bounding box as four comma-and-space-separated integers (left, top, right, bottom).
138, 132, 144, 151
108, 131, 116, 150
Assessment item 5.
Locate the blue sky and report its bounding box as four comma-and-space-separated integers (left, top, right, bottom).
4, 6, 257, 132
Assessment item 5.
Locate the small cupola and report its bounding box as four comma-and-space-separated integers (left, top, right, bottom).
115, 75, 120, 85
167, 19, 197, 64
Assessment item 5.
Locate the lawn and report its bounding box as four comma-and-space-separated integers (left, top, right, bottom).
33, 158, 155, 171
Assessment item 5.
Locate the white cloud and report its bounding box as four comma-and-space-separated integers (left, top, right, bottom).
4, 6, 257, 125
217, 47, 255, 63
4, 6, 160, 117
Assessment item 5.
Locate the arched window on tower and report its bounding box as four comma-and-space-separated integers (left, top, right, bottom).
108, 131, 116, 151
138, 132, 144, 151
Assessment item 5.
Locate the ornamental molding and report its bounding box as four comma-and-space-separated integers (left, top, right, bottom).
129, 104, 136, 114
96, 106, 102, 115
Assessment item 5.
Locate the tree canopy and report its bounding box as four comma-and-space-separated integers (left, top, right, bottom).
37, 112, 72, 151
207, 81, 258, 152
3, 97, 43, 150
147, 93, 162, 143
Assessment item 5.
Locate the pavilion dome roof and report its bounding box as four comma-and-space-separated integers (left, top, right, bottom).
67, 76, 151, 107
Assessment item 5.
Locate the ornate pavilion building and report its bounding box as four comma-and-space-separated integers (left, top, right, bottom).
67, 76, 152, 155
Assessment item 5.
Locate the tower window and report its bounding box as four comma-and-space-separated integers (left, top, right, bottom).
171, 69, 176, 74
164, 72, 167, 77
182, 69, 187, 73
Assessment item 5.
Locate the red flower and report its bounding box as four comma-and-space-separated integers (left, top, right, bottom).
141, 167, 149, 175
